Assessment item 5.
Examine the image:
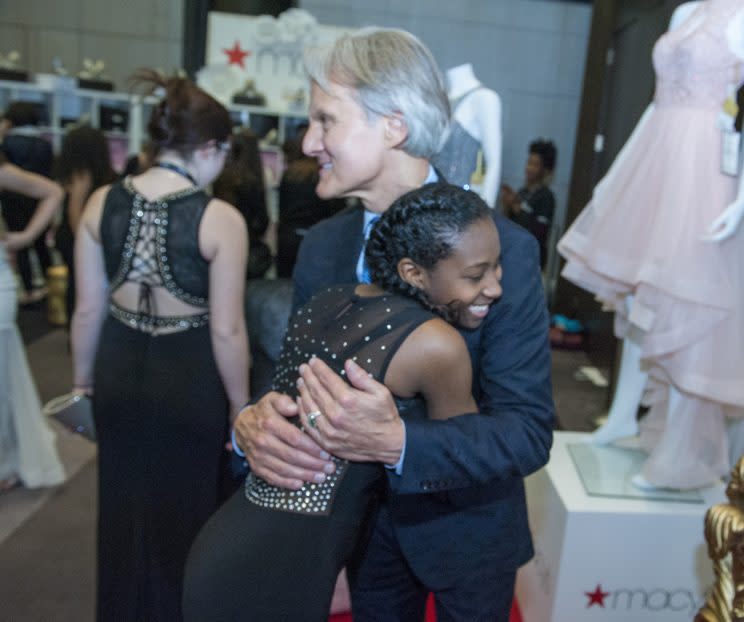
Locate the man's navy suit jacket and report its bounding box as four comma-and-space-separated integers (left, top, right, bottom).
292, 201, 554, 585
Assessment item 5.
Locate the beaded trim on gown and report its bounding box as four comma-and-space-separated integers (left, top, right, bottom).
558, 0, 744, 488
0, 234, 65, 488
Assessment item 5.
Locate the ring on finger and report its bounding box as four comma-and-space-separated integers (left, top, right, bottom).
307, 410, 322, 429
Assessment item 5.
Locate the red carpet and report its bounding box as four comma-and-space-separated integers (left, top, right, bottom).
329, 595, 522, 621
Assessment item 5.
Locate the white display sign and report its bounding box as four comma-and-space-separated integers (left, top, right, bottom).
516, 431, 726, 622
203, 9, 354, 111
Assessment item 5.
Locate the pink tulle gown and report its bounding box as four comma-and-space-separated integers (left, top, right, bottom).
558, 0, 744, 488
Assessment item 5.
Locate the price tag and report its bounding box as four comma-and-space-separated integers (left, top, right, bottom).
722, 129, 741, 177
721, 84, 741, 176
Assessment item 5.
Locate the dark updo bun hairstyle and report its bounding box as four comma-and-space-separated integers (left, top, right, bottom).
365, 182, 492, 318
129, 69, 232, 158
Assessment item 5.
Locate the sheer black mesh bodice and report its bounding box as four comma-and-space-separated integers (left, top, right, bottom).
244, 284, 434, 516
99, 179, 211, 333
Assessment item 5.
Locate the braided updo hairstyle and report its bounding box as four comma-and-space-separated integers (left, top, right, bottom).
130, 69, 232, 159
365, 183, 492, 317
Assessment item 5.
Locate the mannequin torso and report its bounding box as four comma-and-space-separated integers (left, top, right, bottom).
433, 64, 502, 206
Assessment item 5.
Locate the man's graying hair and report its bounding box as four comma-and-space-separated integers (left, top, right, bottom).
303, 27, 450, 158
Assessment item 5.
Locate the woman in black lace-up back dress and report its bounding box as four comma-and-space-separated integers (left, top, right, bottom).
184, 183, 503, 621
71, 71, 249, 622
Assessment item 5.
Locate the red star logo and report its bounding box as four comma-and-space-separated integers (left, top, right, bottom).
585, 584, 610, 608
223, 41, 250, 68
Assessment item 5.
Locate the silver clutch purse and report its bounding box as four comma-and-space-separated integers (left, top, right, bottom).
43, 393, 96, 441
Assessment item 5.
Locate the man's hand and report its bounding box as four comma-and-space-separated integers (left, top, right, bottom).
233, 391, 335, 489
297, 357, 405, 465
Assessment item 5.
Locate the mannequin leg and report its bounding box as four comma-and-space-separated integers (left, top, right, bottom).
587, 335, 647, 445
631, 386, 682, 490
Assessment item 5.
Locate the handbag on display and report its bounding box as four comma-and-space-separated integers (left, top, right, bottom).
43, 393, 96, 442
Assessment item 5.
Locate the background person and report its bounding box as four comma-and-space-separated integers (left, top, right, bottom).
275, 124, 345, 278
0, 101, 54, 304
71, 70, 249, 621
122, 139, 157, 177
54, 124, 117, 326
0, 152, 65, 492
212, 127, 272, 279
501, 138, 557, 270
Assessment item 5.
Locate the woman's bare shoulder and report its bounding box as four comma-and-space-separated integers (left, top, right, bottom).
384, 316, 470, 397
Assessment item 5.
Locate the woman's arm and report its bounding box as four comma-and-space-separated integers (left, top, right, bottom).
200, 198, 250, 422
384, 318, 477, 421
66, 169, 93, 234
0, 162, 63, 251
70, 186, 111, 392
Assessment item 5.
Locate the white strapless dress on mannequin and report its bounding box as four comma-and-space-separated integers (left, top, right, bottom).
0, 241, 65, 488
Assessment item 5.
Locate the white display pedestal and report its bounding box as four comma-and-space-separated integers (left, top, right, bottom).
516, 431, 727, 621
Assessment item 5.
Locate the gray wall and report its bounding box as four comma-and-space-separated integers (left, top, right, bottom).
0, 0, 183, 90
299, 0, 593, 238
0, 0, 592, 232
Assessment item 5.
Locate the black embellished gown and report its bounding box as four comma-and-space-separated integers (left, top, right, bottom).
183, 284, 434, 622
94, 179, 229, 621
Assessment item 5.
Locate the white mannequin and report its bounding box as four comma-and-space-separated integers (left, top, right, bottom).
588, 1, 744, 490
440, 63, 502, 207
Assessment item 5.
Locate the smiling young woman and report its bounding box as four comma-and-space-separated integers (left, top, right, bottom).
184, 183, 502, 621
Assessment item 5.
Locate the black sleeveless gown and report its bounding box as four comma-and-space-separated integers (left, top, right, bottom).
94, 180, 229, 621
183, 285, 433, 621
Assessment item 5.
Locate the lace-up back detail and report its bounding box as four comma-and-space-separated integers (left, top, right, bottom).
100, 179, 212, 334
653, 0, 743, 109
126, 200, 163, 290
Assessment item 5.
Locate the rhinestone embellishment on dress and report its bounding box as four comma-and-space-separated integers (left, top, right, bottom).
244, 456, 348, 516
243, 285, 425, 516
